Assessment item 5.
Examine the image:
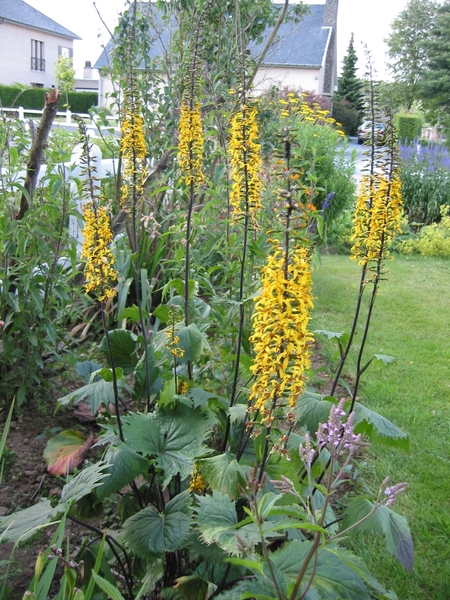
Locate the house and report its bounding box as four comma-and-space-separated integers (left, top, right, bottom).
0, 0, 81, 89
94, 0, 339, 108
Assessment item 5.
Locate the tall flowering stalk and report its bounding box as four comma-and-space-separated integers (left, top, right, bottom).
76, 117, 124, 441
248, 243, 314, 421
119, 4, 152, 409
222, 92, 264, 451
81, 204, 117, 303
177, 8, 209, 381
330, 105, 404, 409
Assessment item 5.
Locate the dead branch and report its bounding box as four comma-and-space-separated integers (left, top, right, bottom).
15, 87, 60, 220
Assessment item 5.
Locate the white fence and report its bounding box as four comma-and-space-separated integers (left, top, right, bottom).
1, 106, 120, 134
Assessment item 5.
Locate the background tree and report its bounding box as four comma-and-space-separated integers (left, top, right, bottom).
54, 56, 76, 108
334, 33, 364, 111
385, 0, 438, 110
420, 1, 450, 134
333, 33, 364, 135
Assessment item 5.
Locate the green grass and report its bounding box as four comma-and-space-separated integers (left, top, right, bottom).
312, 253, 450, 600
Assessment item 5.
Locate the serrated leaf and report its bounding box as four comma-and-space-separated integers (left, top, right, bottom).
122, 407, 212, 488
323, 547, 394, 598
99, 329, 138, 374
153, 304, 170, 323
91, 572, 126, 600
188, 386, 219, 409
198, 453, 246, 500
352, 404, 409, 451
194, 491, 238, 553
273, 541, 371, 599
123, 500, 192, 557
159, 378, 176, 407
96, 442, 148, 499
44, 430, 95, 476
227, 404, 247, 424
60, 461, 110, 506
314, 330, 345, 340
342, 499, 414, 571
378, 507, 414, 571
0, 499, 56, 542
294, 392, 335, 435
374, 354, 396, 365
118, 304, 148, 324
57, 378, 117, 413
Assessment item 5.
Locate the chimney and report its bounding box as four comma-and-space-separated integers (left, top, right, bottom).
84, 60, 93, 79
323, 0, 339, 27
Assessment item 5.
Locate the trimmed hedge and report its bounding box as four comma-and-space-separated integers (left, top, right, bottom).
394, 113, 422, 143
0, 84, 97, 113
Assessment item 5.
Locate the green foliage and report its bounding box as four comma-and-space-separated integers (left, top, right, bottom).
54, 56, 76, 108
332, 98, 360, 136
386, 0, 438, 110
0, 83, 97, 112
393, 113, 421, 142
398, 205, 450, 256
334, 33, 364, 128
421, 1, 450, 125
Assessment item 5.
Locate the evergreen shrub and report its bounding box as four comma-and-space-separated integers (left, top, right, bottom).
394, 113, 422, 142
0, 84, 97, 113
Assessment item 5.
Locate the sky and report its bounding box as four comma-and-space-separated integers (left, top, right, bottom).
24, 0, 410, 80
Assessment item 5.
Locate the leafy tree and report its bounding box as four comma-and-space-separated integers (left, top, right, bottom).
385, 0, 438, 110
54, 55, 76, 108
420, 1, 450, 130
334, 33, 364, 114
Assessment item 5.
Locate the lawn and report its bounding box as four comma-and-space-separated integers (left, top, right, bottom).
312, 253, 450, 600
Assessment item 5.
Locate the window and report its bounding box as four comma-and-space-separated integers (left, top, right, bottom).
30, 82, 44, 88
58, 46, 73, 59
31, 40, 45, 71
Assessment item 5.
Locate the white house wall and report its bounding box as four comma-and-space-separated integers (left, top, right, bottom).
0, 22, 74, 89
253, 66, 322, 95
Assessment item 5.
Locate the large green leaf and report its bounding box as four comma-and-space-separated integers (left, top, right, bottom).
59, 461, 110, 506
133, 344, 163, 401
96, 442, 148, 499
173, 576, 214, 600
272, 541, 371, 599
176, 323, 206, 363
351, 404, 409, 451
57, 378, 117, 413
121, 407, 212, 488
0, 499, 56, 542
342, 498, 414, 571
378, 506, 414, 572
198, 453, 246, 500
99, 329, 138, 374
194, 491, 238, 554
123, 491, 192, 557
294, 392, 335, 435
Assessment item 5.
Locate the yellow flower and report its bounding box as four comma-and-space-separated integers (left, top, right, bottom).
81, 202, 117, 302
229, 102, 263, 222
189, 467, 207, 493
351, 172, 403, 265
248, 244, 314, 422
120, 98, 147, 209
178, 102, 204, 187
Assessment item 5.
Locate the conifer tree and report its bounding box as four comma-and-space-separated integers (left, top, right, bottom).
335, 33, 364, 114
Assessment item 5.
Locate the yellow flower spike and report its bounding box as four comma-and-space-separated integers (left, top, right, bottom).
248, 244, 314, 417
351, 172, 403, 266
229, 102, 263, 222
120, 98, 147, 210
81, 203, 117, 302
189, 466, 207, 494
178, 102, 204, 188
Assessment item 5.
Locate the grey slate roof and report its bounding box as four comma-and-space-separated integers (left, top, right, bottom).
251, 5, 329, 67
0, 0, 81, 40
94, 3, 329, 70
